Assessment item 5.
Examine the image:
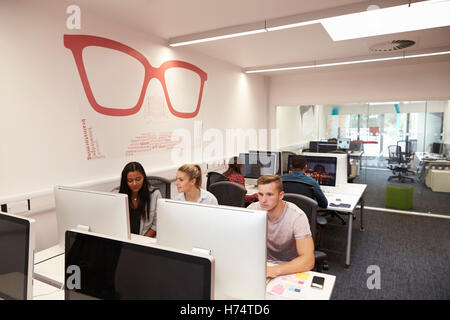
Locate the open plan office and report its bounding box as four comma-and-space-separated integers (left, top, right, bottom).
1, 0, 450, 302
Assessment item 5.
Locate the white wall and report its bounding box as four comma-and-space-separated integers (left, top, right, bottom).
0, 0, 268, 250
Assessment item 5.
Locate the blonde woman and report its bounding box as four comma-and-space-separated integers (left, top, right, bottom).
175, 164, 218, 205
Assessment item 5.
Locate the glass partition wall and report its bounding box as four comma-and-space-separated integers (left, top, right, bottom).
325, 100, 449, 215
277, 100, 450, 216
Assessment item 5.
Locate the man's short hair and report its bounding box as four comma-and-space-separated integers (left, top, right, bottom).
291, 155, 307, 170
257, 174, 283, 193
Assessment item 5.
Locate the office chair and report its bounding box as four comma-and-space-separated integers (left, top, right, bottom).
147, 176, 171, 199
208, 181, 246, 207
283, 179, 346, 225
206, 172, 229, 191
282, 180, 328, 230
283, 193, 329, 272
387, 145, 415, 183
111, 175, 171, 198
283, 180, 315, 198
397, 140, 416, 176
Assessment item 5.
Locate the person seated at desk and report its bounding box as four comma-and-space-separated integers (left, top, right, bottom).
119, 162, 161, 237
175, 164, 218, 205
247, 175, 315, 278
281, 155, 328, 208
223, 156, 258, 205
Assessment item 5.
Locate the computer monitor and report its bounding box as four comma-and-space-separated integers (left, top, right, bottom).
305, 156, 337, 186
65, 229, 214, 300
432, 142, 444, 154
299, 152, 348, 185
309, 141, 319, 152
349, 141, 362, 152
318, 143, 337, 153
0, 212, 35, 300
338, 138, 351, 150
157, 199, 267, 300
249, 151, 282, 175
238, 152, 278, 178
54, 186, 131, 249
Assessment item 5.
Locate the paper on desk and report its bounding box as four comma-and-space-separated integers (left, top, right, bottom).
266, 273, 309, 298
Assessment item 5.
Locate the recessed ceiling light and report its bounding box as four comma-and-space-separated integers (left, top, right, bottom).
369, 40, 416, 52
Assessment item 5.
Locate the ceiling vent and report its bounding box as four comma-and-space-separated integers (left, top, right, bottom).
369, 40, 416, 52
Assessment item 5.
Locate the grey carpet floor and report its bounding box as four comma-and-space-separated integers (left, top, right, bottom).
318, 209, 450, 300
353, 168, 450, 215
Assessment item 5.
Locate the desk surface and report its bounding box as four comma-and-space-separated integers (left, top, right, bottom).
247, 183, 367, 214
322, 183, 367, 213
265, 270, 335, 300
415, 152, 448, 161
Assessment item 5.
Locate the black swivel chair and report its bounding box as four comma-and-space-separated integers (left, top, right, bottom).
283, 180, 315, 198
209, 181, 246, 207
111, 175, 171, 198
387, 145, 414, 183
282, 180, 328, 238
397, 140, 416, 176
146, 176, 171, 199
206, 172, 229, 191
283, 193, 329, 272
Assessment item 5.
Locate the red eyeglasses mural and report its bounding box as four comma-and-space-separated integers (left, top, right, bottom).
64, 34, 207, 118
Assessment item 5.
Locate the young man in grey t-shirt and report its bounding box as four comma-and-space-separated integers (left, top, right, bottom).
247, 175, 315, 278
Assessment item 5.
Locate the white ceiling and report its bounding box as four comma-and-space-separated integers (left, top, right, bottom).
81, 0, 450, 73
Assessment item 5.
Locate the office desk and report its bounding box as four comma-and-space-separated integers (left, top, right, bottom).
415, 152, 450, 181
33, 238, 334, 300
322, 183, 367, 268
265, 263, 335, 300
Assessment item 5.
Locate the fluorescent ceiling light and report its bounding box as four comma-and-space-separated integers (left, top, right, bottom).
168, 1, 450, 47
266, 18, 321, 31
405, 50, 450, 58
169, 22, 267, 47
321, 0, 450, 41
169, 29, 266, 47
244, 49, 450, 74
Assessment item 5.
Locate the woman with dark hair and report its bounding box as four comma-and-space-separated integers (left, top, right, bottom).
119, 162, 161, 237
223, 156, 258, 205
